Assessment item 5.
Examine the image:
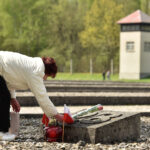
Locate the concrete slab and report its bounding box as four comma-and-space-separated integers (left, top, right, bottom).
16, 92, 150, 106
44, 80, 150, 86
63, 110, 140, 144
19, 105, 150, 114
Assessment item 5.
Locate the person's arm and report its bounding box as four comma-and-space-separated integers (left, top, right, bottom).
27, 75, 59, 118
10, 98, 20, 112
7, 86, 16, 99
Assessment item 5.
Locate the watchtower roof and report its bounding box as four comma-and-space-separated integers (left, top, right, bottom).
117, 10, 150, 24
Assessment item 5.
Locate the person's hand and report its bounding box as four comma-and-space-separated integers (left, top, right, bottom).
54, 113, 64, 122
10, 98, 20, 113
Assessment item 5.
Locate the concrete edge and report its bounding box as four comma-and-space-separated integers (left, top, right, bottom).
19, 112, 150, 118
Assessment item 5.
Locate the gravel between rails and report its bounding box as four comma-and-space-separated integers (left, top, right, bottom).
0, 117, 150, 150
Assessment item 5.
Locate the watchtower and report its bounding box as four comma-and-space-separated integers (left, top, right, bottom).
117, 10, 150, 79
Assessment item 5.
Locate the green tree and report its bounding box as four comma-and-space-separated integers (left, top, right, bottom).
0, 0, 142, 73
140, 0, 150, 15
38, 0, 91, 72
115, 0, 140, 15
0, 0, 37, 54
79, 0, 123, 72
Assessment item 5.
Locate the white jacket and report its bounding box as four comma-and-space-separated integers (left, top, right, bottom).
0, 51, 58, 117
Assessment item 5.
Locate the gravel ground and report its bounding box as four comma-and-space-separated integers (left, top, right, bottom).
1, 117, 150, 150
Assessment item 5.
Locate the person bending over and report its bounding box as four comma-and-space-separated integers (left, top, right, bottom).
0, 51, 63, 141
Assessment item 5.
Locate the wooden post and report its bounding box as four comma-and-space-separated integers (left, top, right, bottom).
62, 120, 65, 142
70, 59, 73, 74
111, 59, 113, 75
90, 58, 93, 75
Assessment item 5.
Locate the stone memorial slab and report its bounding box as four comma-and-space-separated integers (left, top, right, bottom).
64, 110, 140, 144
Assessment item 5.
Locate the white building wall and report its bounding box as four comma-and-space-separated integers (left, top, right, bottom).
119, 32, 141, 79
140, 32, 150, 77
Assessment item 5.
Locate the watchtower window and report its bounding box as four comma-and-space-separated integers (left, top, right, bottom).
121, 24, 150, 32
144, 42, 150, 52
126, 42, 134, 52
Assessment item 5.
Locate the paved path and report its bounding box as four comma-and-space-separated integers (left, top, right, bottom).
16, 92, 150, 97
19, 105, 150, 115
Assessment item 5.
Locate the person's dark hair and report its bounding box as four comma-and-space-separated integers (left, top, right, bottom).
42, 57, 57, 78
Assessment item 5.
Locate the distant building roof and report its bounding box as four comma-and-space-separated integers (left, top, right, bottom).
117, 10, 150, 24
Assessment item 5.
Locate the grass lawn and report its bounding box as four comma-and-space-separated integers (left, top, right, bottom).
48, 73, 150, 82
